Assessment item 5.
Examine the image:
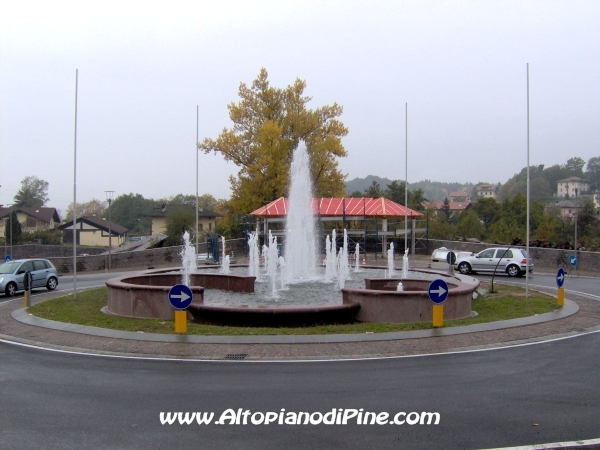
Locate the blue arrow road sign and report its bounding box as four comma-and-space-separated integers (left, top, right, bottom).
168, 284, 193, 310
4, 255, 11, 263
569, 255, 578, 267
556, 268, 565, 288
428, 279, 449, 304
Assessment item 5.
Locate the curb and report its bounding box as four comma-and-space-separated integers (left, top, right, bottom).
12, 299, 578, 345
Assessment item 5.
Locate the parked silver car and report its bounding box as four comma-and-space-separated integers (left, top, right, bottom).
454, 248, 532, 277
0, 258, 59, 296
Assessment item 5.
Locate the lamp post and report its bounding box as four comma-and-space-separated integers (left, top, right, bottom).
195, 105, 200, 257
9, 204, 13, 258
105, 191, 115, 270
3, 217, 7, 259
574, 187, 578, 257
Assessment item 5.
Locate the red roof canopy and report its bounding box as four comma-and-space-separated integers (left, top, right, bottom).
250, 197, 423, 218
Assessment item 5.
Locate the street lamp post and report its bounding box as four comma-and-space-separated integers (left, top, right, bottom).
195, 105, 200, 257
105, 191, 115, 270
574, 187, 579, 257
9, 204, 13, 258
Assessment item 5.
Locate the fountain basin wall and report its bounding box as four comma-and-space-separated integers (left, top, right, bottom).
342, 272, 479, 323
187, 303, 360, 328
106, 271, 255, 320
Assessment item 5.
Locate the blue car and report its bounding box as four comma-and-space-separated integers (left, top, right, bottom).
0, 258, 59, 296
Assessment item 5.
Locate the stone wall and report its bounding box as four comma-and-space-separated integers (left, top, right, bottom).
422, 239, 600, 272
45, 238, 249, 274
3, 244, 105, 260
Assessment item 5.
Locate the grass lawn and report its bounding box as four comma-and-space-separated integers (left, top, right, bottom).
27, 282, 560, 336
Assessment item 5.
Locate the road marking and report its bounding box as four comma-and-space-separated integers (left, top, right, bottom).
2, 328, 600, 364
481, 437, 600, 449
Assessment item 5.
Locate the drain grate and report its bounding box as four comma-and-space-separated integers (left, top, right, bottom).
224, 353, 248, 360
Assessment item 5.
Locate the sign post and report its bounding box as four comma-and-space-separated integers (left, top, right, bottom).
23, 271, 32, 307
556, 268, 565, 307
446, 252, 456, 275
168, 284, 194, 334
428, 279, 449, 328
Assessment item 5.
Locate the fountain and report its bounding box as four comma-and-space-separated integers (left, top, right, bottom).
336, 229, 350, 289
401, 249, 409, 280
180, 231, 197, 286
283, 144, 317, 282
386, 242, 395, 278
105, 144, 479, 326
354, 243, 361, 273
221, 236, 230, 275
324, 231, 337, 282
247, 232, 261, 279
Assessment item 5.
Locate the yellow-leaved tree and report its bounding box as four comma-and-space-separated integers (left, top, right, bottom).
199, 68, 348, 216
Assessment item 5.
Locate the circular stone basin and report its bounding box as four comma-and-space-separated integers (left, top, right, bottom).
105, 266, 479, 326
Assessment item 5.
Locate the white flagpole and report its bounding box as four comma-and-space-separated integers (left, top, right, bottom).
73, 69, 78, 299
526, 63, 530, 299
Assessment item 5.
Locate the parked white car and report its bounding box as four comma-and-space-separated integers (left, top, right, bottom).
431, 247, 473, 262
454, 247, 532, 277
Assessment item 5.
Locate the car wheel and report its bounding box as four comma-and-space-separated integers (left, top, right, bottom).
46, 277, 58, 291
507, 264, 521, 277
458, 262, 472, 274
5, 282, 17, 297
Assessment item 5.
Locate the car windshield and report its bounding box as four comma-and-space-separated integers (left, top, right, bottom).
0, 262, 21, 274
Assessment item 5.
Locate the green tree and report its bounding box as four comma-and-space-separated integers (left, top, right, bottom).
408, 188, 427, 211
197, 193, 218, 211
164, 207, 195, 246
456, 210, 484, 240
441, 198, 451, 221
472, 197, 500, 233
199, 68, 348, 214
365, 180, 383, 197
427, 209, 456, 240
65, 199, 107, 221
576, 199, 599, 244
5, 211, 23, 245
13, 176, 49, 208
566, 157, 585, 177
110, 194, 155, 235
585, 156, 600, 190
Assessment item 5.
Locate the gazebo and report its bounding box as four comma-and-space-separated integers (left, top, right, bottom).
250, 197, 424, 257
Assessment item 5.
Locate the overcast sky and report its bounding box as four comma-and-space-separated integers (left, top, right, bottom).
1, 1, 599, 215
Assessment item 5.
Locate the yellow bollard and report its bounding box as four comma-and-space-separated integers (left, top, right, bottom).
558, 287, 565, 307
432, 304, 444, 327
174, 310, 187, 333
23, 291, 28, 307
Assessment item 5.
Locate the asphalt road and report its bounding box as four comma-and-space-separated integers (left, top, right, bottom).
1, 268, 599, 449
1, 331, 600, 449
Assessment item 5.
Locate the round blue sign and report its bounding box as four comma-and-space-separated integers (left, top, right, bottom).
168, 284, 194, 310
569, 255, 578, 267
556, 268, 565, 288
4, 255, 11, 263
428, 279, 449, 304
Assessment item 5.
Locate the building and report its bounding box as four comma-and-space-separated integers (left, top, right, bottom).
250, 197, 424, 255
475, 184, 499, 200
147, 205, 221, 241
58, 216, 128, 247
448, 191, 470, 202
0, 206, 60, 236
556, 177, 590, 198
426, 200, 472, 218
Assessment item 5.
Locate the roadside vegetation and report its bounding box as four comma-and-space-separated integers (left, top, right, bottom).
28, 283, 559, 336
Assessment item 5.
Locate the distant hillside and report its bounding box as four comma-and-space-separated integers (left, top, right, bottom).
346, 176, 474, 202
345, 175, 393, 194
